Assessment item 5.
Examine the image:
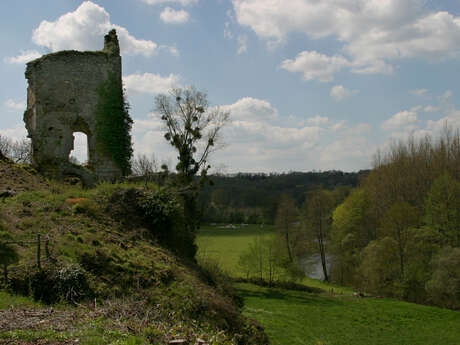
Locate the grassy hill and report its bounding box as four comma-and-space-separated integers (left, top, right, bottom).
196, 225, 460, 345
0, 159, 268, 345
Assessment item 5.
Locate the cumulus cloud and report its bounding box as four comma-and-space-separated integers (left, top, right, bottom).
132, 95, 377, 172
382, 109, 418, 131
233, 0, 460, 77
4, 99, 26, 111
0, 125, 28, 142
439, 90, 453, 103
141, 0, 198, 5
305, 115, 329, 126
4, 50, 41, 64
318, 124, 374, 171
31, 1, 174, 57
281, 51, 350, 82
123, 73, 181, 95
237, 35, 248, 54
221, 97, 278, 121
330, 85, 359, 101
224, 22, 233, 39
409, 88, 428, 96
160, 7, 190, 24
424, 105, 440, 113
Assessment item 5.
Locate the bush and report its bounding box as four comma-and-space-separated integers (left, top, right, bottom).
30, 264, 92, 304
139, 189, 195, 259
426, 247, 460, 309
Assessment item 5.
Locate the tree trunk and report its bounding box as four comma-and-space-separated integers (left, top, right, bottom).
319, 240, 329, 282
318, 219, 329, 282
285, 231, 293, 263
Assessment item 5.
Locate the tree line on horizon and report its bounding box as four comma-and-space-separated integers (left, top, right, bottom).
197, 170, 366, 225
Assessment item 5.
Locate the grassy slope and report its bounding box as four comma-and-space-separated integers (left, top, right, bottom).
0, 160, 267, 345
197, 225, 460, 345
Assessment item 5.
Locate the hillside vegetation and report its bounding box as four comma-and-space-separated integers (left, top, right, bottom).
196, 225, 460, 345
0, 158, 268, 345
329, 129, 460, 308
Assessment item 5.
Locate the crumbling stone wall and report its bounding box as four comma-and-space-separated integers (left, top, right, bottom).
24, 30, 131, 185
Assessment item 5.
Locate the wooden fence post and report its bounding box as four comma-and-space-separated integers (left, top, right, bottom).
45, 235, 50, 260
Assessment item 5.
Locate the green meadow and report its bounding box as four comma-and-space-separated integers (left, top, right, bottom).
197, 224, 274, 276
196, 225, 460, 345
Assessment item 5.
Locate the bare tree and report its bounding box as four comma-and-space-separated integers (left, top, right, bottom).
275, 195, 298, 264
0, 135, 31, 164
155, 87, 230, 186
155, 86, 230, 257
132, 153, 158, 180
303, 188, 334, 282
0, 134, 12, 159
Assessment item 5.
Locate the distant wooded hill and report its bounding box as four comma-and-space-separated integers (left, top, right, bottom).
199, 170, 369, 224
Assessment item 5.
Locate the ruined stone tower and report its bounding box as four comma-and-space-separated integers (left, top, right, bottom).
24, 30, 132, 185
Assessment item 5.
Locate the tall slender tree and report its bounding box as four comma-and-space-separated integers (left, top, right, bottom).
303, 188, 334, 282
275, 195, 298, 264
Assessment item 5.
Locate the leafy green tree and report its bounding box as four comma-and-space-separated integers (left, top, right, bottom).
379, 202, 420, 279
360, 237, 400, 297
237, 233, 297, 284
403, 227, 441, 303
424, 173, 460, 247
330, 189, 371, 285
426, 247, 460, 309
155, 87, 229, 257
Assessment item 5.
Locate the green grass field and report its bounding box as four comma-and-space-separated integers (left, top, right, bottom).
197, 224, 274, 276
237, 283, 460, 345
196, 225, 460, 345
196, 224, 351, 293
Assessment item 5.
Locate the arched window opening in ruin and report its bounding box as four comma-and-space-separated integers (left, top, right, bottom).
69, 132, 88, 166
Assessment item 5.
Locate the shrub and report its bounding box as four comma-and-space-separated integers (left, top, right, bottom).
30, 263, 92, 304
426, 247, 460, 309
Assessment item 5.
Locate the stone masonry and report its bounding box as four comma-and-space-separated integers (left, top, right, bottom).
24, 30, 127, 185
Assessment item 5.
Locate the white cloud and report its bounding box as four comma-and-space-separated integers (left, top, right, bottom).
237, 35, 248, 54
424, 105, 440, 113
221, 97, 278, 121
305, 115, 329, 126
141, 0, 198, 5
409, 88, 428, 96
233, 0, 460, 77
281, 51, 350, 82
5, 99, 26, 111
318, 124, 374, 171
330, 85, 359, 101
160, 7, 190, 24
439, 90, 453, 102
224, 22, 233, 39
31, 1, 173, 57
123, 73, 181, 95
4, 50, 41, 64
382, 109, 418, 131
131, 95, 378, 172
425, 109, 460, 134
0, 125, 28, 142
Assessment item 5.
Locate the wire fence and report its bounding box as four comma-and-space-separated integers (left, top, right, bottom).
2, 233, 54, 273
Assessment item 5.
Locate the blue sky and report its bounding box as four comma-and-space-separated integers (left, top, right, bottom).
2, 0, 460, 173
